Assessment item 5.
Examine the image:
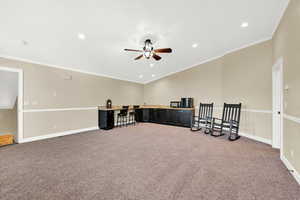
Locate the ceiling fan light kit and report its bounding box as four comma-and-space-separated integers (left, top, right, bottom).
124, 39, 172, 61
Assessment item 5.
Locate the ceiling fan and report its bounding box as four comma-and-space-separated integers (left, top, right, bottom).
124, 39, 172, 61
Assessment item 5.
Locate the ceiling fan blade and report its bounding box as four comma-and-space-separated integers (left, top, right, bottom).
154, 48, 172, 53
124, 49, 142, 52
134, 54, 144, 60
152, 53, 162, 61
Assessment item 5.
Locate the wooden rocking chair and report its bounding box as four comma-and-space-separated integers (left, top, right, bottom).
211, 103, 242, 141
191, 103, 213, 133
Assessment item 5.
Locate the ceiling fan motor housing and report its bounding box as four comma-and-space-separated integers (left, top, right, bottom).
124, 39, 171, 61
143, 39, 153, 59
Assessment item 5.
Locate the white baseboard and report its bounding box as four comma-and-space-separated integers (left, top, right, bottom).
19, 127, 99, 143
239, 132, 272, 145
281, 155, 300, 185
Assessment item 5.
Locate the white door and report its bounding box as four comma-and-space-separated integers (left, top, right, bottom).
272, 58, 283, 149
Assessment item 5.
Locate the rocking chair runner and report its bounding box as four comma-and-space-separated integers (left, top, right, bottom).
190, 103, 213, 133
211, 103, 242, 141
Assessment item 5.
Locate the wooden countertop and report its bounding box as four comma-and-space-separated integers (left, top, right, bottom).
98, 105, 195, 111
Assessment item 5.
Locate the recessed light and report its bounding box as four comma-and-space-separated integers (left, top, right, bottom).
241, 22, 249, 28
78, 33, 86, 40
139, 75, 143, 79
151, 74, 155, 77
192, 43, 198, 48
21, 40, 28, 46
150, 63, 154, 68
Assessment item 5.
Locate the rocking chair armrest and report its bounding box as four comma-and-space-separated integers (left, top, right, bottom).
212, 117, 222, 126
213, 117, 222, 121
229, 120, 239, 125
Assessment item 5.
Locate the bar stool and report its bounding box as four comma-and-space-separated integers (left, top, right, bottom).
129, 105, 140, 125
117, 106, 129, 127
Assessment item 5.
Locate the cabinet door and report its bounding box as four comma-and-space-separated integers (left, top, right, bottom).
156, 109, 166, 124
168, 110, 180, 125
143, 109, 150, 122
135, 109, 143, 122
107, 110, 115, 129
149, 109, 157, 123
99, 110, 114, 130
165, 109, 171, 123
99, 110, 107, 129
179, 110, 192, 127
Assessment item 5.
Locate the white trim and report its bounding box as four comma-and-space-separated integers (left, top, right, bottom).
272, 57, 284, 149
23, 107, 97, 113
281, 155, 300, 185
283, 114, 300, 124
144, 37, 272, 84
0, 55, 143, 84
19, 126, 98, 143
271, 0, 290, 36
210, 106, 272, 114
0, 66, 24, 143
239, 132, 272, 145
0, 106, 14, 109
241, 109, 272, 114
18, 69, 24, 144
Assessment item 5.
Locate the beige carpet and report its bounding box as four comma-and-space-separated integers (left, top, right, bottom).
0, 123, 299, 200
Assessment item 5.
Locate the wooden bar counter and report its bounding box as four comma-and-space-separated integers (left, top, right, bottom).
98, 105, 195, 130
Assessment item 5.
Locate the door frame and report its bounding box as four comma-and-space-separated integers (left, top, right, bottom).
272, 57, 283, 150
0, 66, 23, 143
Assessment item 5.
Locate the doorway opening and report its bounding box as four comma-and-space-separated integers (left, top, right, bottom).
272, 58, 283, 150
0, 66, 23, 143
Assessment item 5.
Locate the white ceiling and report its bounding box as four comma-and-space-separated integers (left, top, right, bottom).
0, 0, 289, 84
0, 70, 18, 109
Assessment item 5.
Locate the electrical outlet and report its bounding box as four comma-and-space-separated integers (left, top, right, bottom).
53, 91, 57, 97
53, 125, 57, 129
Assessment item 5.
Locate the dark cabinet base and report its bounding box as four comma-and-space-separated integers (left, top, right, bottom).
99, 108, 194, 130
99, 110, 114, 130
135, 108, 193, 128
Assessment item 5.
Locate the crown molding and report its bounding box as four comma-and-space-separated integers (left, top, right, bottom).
144, 37, 272, 84
271, 0, 290, 37
0, 54, 144, 84
1, 36, 272, 85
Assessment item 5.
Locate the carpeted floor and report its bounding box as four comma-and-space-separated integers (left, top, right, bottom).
0, 123, 299, 200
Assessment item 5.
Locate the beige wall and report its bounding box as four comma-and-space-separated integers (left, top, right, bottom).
144, 40, 273, 140
24, 110, 97, 138
144, 58, 224, 107
0, 101, 17, 137
273, 0, 300, 174
0, 41, 274, 142
0, 58, 144, 139
222, 41, 273, 110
